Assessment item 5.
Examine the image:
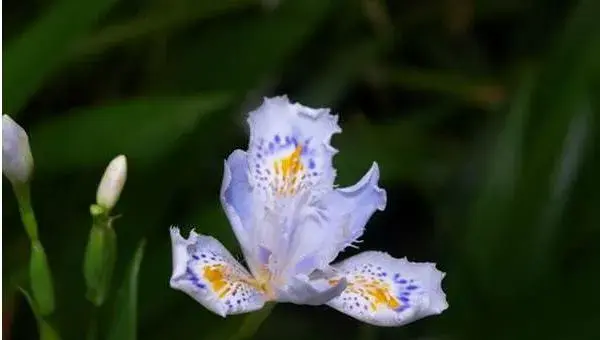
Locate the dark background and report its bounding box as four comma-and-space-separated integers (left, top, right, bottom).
3, 0, 600, 339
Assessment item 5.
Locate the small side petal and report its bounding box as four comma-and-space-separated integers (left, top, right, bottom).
317, 162, 387, 265
169, 227, 266, 317
326, 251, 448, 327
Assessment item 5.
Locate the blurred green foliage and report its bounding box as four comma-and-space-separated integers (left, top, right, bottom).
3, 0, 600, 339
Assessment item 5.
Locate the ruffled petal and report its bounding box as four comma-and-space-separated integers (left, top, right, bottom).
169, 227, 266, 317
236, 96, 343, 280
246, 96, 341, 201
316, 162, 387, 267
326, 251, 448, 326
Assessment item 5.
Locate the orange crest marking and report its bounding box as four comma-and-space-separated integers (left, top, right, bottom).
272, 145, 305, 196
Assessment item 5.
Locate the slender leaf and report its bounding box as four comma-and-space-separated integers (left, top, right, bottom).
17, 287, 62, 340
29, 94, 231, 172
70, 0, 256, 57
107, 240, 146, 340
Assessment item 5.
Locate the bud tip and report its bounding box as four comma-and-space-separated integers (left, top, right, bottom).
2, 115, 34, 185
96, 155, 127, 211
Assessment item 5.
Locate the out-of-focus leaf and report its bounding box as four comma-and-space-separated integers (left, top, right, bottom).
459, 0, 600, 337
465, 0, 600, 290
513, 0, 600, 282
17, 287, 62, 340
169, 0, 334, 93
386, 67, 505, 108
3, 0, 120, 115
71, 0, 255, 57
107, 240, 146, 340
297, 40, 382, 106
463, 71, 533, 290
29, 94, 231, 172
333, 110, 456, 187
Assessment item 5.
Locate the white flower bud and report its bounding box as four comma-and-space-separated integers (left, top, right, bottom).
96, 155, 127, 211
2, 115, 34, 185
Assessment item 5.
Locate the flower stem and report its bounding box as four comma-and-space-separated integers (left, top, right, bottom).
12, 183, 57, 317
14, 183, 39, 241
228, 303, 275, 340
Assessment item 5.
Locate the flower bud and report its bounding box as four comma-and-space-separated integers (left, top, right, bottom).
2, 115, 33, 185
96, 155, 127, 211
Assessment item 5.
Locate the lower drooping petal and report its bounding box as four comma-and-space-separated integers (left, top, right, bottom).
169, 227, 266, 317
326, 251, 448, 327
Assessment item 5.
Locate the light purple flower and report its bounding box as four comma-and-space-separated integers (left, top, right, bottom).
170, 96, 448, 326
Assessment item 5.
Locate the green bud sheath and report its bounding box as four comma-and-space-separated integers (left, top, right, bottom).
29, 241, 56, 316
83, 219, 117, 306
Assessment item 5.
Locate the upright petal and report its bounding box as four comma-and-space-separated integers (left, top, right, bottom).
316, 162, 387, 267
246, 96, 341, 202
235, 96, 343, 279
326, 251, 448, 327
169, 227, 266, 317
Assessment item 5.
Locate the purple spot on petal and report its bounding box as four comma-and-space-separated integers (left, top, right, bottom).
258, 246, 271, 265
308, 159, 316, 169
406, 285, 419, 290
274, 135, 281, 143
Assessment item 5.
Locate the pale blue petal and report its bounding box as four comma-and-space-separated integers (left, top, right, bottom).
245, 96, 341, 200
220, 150, 265, 274
316, 162, 387, 266
326, 251, 448, 326
169, 227, 266, 317
220, 149, 252, 236
239, 96, 344, 279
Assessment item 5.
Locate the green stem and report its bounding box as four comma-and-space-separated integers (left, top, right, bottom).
14, 183, 39, 241
228, 303, 275, 340
86, 305, 99, 340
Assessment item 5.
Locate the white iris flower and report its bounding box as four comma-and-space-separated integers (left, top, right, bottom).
170, 96, 448, 326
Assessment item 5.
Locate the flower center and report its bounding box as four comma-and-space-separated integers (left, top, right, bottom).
272, 145, 305, 196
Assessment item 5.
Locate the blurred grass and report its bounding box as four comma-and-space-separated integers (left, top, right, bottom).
3, 0, 120, 115
3, 0, 600, 339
